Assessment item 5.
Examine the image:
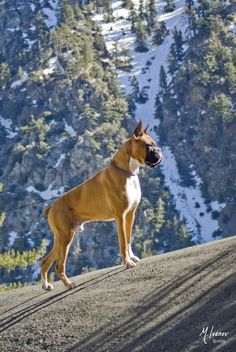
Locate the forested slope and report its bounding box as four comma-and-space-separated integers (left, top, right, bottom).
0, 0, 192, 287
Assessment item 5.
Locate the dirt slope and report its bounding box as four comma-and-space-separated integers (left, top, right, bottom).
0, 237, 235, 352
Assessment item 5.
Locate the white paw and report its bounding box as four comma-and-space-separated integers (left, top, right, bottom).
66, 282, 76, 290
42, 283, 54, 291
130, 255, 140, 263
125, 259, 136, 269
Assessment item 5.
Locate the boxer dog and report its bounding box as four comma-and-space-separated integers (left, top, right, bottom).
41, 121, 162, 291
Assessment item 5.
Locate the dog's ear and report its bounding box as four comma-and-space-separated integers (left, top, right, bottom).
133, 120, 144, 138
144, 123, 149, 134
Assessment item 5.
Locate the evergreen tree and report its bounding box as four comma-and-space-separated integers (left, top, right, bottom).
138, 0, 145, 20
173, 27, 184, 61
121, 0, 133, 8
168, 43, 178, 76
210, 94, 234, 126
0, 241, 47, 271
112, 43, 132, 70
129, 6, 138, 32
0, 184, 5, 228
93, 27, 107, 53
130, 75, 140, 101
152, 21, 168, 45
164, 0, 175, 13
135, 18, 148, 52
82, 37, 94, 66
185, 0, 194, 10
154, 198, 165, 233
0, 63, 10, 89
112, 42, 120, 67
186, 5, 198, 38
148, 0, 157, 28
197, 0, 210, 18
139, 86, 149, 103
61, 1, 75, 24
104, 0, 113, 23
17, 66, 24, 80
154, 94, 164, 120
159, 65, 168, 90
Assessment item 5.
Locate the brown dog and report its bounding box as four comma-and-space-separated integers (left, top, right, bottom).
41, 121, 162, 290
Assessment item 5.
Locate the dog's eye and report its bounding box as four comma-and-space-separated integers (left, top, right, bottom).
147, 144, 155, 152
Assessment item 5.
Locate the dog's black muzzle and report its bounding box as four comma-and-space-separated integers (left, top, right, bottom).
145, 144, 163, 168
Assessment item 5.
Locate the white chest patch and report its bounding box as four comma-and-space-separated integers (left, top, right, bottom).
125, 175, 141, 211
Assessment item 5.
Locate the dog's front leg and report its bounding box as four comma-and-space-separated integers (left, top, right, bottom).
115, 215, 136, 268
126, 209, 140, 263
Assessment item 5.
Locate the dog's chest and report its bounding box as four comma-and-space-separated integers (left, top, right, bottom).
125, 176, 141, 210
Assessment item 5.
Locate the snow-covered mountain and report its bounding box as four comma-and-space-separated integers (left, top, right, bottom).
94, 0, 225, 242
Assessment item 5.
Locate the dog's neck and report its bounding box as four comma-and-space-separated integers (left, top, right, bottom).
112, 139, 140, 175
129, 157, 140, 174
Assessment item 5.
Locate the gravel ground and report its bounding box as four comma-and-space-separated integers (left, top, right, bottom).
0, 236, 235, 352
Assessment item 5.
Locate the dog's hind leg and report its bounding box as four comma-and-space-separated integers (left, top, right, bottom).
41, 242, 58, 291
126, 209, 140, 263
55, 230, 75, 289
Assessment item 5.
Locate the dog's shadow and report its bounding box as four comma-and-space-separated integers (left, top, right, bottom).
0, 266, 125, 333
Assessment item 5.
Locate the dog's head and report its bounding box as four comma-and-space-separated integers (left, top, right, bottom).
130, 121, 162, 168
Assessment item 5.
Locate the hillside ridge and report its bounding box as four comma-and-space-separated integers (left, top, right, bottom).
0, 236, 235, 352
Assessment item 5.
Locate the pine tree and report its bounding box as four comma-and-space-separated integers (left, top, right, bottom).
154, 198, 165, 233
159, 65, 168, 90
0, 63, 10, 89
104, 0, 113, 23
130, 75, 140, 100
112, 42, 120, 67
61, 1, 75, 24
168, 43, 178, 77
148, 0, 157, 28
186, 5, 198, 38
129, 7, 138, 32
197, 0, 210, 18
0, 241, 47, 271
135, 18, 148, 52
164, 0, 175, 13
93, 27, 107, 53
82, 37, 94, 66
138, 0, 145, 20
17, 66, 24, 80
172, 27, 184, 61
112, 43, 132, 70
121, 0, 133, 8
0, 183, 5, 227
185, 0, 194, 10
152, 21, 168, 45
154, 94, 164, 120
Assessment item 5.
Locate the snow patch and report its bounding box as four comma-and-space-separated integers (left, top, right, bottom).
11, 72, 28, 88
0, 115, 18, 138
7, 27, 20, 32
9, 231, 17, 246
30, 3, 36, 12
32, 262, 40, 280
161, 147, 224, 242
26, 184, 64, 200
42, 56, 58, 76
42, 0, 59, 29
54, 153, 66, 167
64, 120, 77, 138
229, 21, 236, 34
